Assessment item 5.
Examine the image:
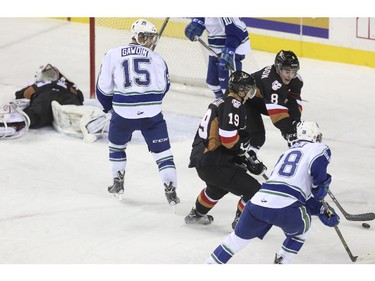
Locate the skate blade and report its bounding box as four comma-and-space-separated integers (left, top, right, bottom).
114, 193, 125, 201
169, 201, 180, 214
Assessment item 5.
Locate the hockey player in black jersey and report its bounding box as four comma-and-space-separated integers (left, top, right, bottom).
244, 50, 303, 149
185, 70, 265, 229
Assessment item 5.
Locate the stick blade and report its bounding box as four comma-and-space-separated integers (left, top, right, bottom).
350, 255, 358, 262
345, 212, 375, 221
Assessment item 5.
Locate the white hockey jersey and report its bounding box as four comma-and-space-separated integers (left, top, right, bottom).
96, 43, 170, 119
204, 17, 251, 55
251, 141, 331, 208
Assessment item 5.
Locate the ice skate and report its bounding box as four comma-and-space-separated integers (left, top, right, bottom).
184, 208, 214, 225
164, 182, 180, 206
274, 253, 284, 264
108, 171, 125, 198
231, 210, 241, 230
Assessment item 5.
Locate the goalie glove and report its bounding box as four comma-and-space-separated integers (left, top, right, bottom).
185, 18, 205, 41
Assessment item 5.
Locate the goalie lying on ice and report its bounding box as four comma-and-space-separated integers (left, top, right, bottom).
1, 99, 110, 142
1, 63, 109, 141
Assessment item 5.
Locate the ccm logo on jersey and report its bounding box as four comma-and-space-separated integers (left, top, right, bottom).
232, 99, 241, 108
152, 138, 169, 143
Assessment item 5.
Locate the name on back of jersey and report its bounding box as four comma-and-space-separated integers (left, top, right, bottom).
121, 46, 149, 57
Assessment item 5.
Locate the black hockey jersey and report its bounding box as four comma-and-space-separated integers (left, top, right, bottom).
15, 76, 84, 128
246, 64, 303, 136
189, 94, 248, 167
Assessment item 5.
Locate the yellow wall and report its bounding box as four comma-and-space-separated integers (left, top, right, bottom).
251, 34, 375, 68
61, 17, 375, 68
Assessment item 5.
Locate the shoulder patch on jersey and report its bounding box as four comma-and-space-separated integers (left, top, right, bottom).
232, 99, 241, 108
272, 80, 282, 91
213, 98, 224, 107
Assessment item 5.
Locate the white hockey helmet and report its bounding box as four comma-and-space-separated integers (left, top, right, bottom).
35, 64, 60, 82
296, 121, 322, 143
131, 19, 158, 46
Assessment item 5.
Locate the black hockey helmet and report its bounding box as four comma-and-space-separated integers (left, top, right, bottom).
274, 50, 300, 73
228, 70, 256, 102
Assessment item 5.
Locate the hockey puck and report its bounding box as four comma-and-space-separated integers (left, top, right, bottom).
362, 223, 370, 229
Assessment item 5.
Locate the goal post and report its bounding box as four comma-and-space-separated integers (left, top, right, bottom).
89, 17, 209, 98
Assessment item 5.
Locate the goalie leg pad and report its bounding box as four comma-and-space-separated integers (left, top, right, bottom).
51, 101, 109, 142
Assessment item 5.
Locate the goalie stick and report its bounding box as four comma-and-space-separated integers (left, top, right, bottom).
327, 190, 375, 221
151, 17, 170, 51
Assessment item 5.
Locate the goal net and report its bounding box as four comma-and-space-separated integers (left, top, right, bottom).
90, 17, 258, 98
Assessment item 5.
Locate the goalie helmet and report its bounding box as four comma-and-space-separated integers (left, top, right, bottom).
296, 121, 322, 143
274, 50, 300, 73
131, 19, 158, 47
228, 70, 257, 103
35, 64, 60, 82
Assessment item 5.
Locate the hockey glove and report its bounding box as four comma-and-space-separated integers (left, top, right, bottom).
234, 150, 266, 176
218, 47, 235, 71
283, 121, 300, 147
319, 203, 340, 227
312, 174, 331, 200
185, 18, 205, 41
283, 132, 297, 147
245, 150, 267, 175
237, 138, 251, 156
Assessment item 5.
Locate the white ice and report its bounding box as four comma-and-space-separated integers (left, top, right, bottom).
0, 18, 374, 280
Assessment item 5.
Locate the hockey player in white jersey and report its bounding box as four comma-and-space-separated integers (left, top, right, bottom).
96, 19, 180, 206
185, 17, 251, 98
206, 121, 340, 264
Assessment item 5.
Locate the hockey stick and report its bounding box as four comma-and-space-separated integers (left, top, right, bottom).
243, 151, 268, 177
263, 171, 374, 221
261, 172, 269, 181
328, 190, 375, 221
321, 200, 358, 262
195, 37, 235, 71
151, 17, 170, 51
262, 171, 360, 262
196, 37, 219, 58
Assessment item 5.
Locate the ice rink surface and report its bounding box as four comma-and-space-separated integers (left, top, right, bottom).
0, 17, 374, 280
